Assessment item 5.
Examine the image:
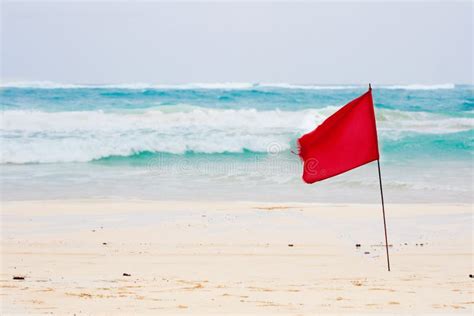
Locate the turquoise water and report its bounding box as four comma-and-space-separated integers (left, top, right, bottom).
1, 82, 472, 202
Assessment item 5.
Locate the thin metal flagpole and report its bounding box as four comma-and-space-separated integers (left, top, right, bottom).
377, 159, 391, 271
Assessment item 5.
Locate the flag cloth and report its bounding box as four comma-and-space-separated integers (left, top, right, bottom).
298, 88, 379, 184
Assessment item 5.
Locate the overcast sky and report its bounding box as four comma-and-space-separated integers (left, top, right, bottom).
1, 1, 472, 84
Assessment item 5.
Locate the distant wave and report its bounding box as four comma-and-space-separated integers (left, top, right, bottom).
381, 83, 456, 90
258, 83, 361, 90
0, 81, 459, 90
0, 81, 361, 90
0, 81, 255, 90
0, 81, 260, 90
1, 106, 472, 164
0, 81, 91, 89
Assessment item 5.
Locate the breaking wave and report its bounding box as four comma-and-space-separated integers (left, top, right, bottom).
381, 83, 456, 90
1, 106, 472, 164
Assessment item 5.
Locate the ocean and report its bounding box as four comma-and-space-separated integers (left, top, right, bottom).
1, 82, 472, 203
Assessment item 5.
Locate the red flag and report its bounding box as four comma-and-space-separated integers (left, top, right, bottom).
298, 88, 379, 183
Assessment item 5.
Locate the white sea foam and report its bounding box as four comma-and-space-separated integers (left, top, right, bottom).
0, 81, 256, 90
376, 109, 473, 135
258, 83, 361, 90
0, 107, 316, 163
0, 81, 90, 89
1, 106, 472, 164
1, 81, 356, 90
379, 83, 456, 90
107, 82, 256, 90
1, 81, 459, 90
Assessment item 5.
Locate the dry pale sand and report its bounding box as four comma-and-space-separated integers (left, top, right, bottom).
1, 200, 473, 315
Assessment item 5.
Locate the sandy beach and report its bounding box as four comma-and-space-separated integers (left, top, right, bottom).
1, 200, 472, 314
2, 1, 473, 314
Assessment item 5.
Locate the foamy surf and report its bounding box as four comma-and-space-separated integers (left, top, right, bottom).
1, 107, 472, 163
1, 84, 472, 203
0, 81, 257, 90
0, 81, 460, 90
380, 83, 456, 90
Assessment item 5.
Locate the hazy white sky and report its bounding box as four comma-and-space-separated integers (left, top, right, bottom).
1, 1, 472, 84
